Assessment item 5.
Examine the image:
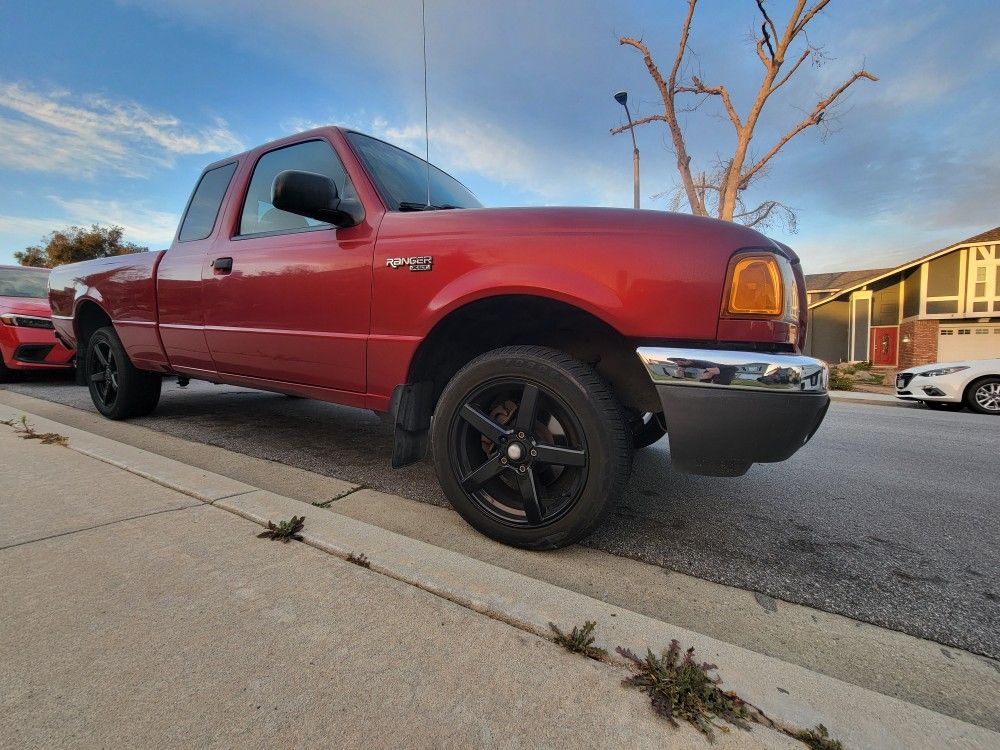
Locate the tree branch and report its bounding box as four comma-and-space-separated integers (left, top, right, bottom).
769, 48, 811, 95
741, 68, 879, 188
676, 77, 742, 129
609, 114, 668, 135
618, 0, 707, 215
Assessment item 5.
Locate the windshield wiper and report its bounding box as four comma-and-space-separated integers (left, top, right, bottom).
397, 201, 461, 212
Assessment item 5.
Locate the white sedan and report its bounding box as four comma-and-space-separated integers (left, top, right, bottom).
895, 358, 1000, 414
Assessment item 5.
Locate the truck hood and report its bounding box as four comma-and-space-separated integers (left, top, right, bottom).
384, 206, 791, 258
0, 295, 52, 317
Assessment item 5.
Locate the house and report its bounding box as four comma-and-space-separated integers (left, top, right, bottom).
804, 226, 1000, 369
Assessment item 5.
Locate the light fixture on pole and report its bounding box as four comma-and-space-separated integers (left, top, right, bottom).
614, 90, 640, 209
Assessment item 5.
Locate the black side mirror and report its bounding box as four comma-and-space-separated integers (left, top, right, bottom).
271, 170, 364, 228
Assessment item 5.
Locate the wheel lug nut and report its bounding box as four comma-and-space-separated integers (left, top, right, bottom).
517, 432, 525, 439
500, 457, 508, 464
518, 466, 526, 473
530, 449, 537, 457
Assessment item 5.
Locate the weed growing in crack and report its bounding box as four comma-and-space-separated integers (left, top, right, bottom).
256, 515, 305, 542
346, 552, 371, 568
794, 724, 843, 750
617, 640, 750, 741
549, 621, 608, 661
310, 499, 335, 507
1, 415, 68, 446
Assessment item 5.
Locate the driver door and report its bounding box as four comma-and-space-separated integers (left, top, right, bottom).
201, 138, 374, 393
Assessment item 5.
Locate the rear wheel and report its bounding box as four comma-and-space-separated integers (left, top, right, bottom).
965, 377, 1000, 415
431, 346, 631, 550
85, 326, 161, 419
924, 401, 964, 412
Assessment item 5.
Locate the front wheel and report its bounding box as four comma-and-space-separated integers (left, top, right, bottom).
966, 377, 1000, 415
85, 326, 162, 420
431, 346, 632, 550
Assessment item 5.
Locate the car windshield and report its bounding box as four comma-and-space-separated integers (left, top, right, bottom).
345, 131, 482, 211
0, 267, 49, 298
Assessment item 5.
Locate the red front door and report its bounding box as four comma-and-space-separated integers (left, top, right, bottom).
869, 326, 898, 366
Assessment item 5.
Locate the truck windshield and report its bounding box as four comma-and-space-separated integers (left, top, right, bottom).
0, 267, 49, 298
345, 131, 482, 211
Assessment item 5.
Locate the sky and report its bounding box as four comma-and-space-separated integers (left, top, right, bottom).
1, 0, 997, 273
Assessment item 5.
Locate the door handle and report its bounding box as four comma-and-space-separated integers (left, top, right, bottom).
211, 257, 233, 274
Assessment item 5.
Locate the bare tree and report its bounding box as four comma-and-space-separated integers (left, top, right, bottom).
612, 0, 877, 229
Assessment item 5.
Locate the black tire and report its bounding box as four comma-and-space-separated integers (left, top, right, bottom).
85, 326, 161, 419
965, 377, 1000, 415
923, 401, 964, 412
431, 345, 632, 550
0, 353, 19, 384
632, 412, 667, 449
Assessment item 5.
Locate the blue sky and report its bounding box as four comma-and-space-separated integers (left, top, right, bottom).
1, 0, 997, 272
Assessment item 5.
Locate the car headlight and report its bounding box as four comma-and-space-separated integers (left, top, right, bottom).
0, 313, 54, 330
918, 366, 969, 378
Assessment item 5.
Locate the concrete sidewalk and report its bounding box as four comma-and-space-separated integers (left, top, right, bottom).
0, 421, 782, 749
1, 405, 997, 749
829, 389, 916, 407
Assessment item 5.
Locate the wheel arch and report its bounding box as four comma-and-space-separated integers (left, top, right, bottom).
391, 293, 659, 467
74, 299, 114, 357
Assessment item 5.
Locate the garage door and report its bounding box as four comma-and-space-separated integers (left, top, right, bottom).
938, 323, 1000, 361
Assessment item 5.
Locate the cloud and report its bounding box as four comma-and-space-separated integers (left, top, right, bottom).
0, 82, 245, 179
0, 197, 178, 250
48, 197, 178, 245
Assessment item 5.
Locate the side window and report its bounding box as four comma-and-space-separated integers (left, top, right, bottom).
178, 162, 238, 242
238, 139, 353, 237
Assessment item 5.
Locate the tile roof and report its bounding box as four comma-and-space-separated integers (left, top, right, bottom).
805, 268, 891, 292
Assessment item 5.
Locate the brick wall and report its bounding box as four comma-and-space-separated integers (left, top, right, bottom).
898, 319, 939, 369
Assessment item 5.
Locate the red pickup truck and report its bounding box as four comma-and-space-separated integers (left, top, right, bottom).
49, 127, 828, 549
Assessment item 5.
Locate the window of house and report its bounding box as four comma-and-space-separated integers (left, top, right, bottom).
238, 139, 354, 237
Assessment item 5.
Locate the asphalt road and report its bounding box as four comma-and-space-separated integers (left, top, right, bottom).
6, 377, 999, 660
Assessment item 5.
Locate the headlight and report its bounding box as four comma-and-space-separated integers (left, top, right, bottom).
0, 313, 54, 330
918, 366, 969, 378
723, 253, 785, 317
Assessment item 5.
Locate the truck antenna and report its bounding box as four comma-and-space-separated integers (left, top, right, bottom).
421, 0, 431, 206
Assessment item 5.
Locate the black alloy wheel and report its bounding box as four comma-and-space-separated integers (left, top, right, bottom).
432, 346, 631, 549
88, 338, 120, 409
449, 378, 589, 528
85, 326, 162, 420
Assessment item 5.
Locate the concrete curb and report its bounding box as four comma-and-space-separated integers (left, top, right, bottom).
829, 391, 916, 408
4, 405, 997, 750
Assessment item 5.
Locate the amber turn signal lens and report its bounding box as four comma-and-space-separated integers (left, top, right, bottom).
727, 256, 783, 316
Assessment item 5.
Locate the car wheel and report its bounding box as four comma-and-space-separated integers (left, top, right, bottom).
965, 377, 1000, 415
85, 326, 162, 420
632, 412, 666, 449
431, 345, 631, 550
0, 353, 19, 383
924, 401, 964, 412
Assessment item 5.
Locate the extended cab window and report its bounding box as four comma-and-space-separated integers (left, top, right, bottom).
178, 162, 238, 242
345, 131, 481, 211
238, 139, 353, 236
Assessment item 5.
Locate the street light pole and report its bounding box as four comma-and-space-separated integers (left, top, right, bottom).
614, 90, 640, 209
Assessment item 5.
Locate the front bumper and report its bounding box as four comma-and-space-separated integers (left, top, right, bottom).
636, 347, 829, 476
0, 324, 75, 371
894, 372, 963, 402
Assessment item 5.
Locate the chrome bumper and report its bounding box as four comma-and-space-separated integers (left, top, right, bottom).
636, 347, 828, 393
635, 346, 829, 476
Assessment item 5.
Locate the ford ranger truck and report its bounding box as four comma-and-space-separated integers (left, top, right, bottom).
49, 127, 829, 550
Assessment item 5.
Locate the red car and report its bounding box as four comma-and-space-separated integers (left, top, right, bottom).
0, 265, 75, 381
49, 127, 828, 549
